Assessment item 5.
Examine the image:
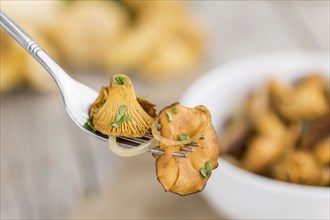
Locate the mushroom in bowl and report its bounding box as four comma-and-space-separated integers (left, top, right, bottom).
181, 52, 330, 219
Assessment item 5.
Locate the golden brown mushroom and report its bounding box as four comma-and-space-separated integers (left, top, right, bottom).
153, 103, 219, 196
241, 111, 288, 173
268, 76, 328, 122
89, 73, 156, 137
313, 137, 330, 166
271, 151, 323, 186
242, 136, 283, 174
320, 167, 330, 186
221, 74, 329, 187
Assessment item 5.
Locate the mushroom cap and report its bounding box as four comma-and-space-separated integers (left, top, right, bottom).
155, 103, 219, 195
89, 73, 156, 137
268, 75, 328, 122
271, 151, 323, 186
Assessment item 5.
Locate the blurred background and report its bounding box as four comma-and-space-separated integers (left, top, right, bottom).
0, 0, 329, 219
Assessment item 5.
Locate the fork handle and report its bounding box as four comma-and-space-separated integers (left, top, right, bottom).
0, 11, 73, 87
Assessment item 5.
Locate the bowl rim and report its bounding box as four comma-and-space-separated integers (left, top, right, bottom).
181, 51, 330, 197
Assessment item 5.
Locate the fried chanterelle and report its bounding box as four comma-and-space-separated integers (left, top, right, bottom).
89, 73, 156, 137
153, 103, 219, 196
88, 75, 220, 195
220, 74, 330, 187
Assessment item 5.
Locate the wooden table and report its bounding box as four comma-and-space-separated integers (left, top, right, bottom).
1, 1, 329, 219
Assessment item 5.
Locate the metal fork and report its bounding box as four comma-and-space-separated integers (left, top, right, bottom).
0, 11, 198, 157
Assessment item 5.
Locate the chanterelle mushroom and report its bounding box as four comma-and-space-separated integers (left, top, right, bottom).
153, 103, 219, 196
271, 151, 323, 186
89, 73, 156, 137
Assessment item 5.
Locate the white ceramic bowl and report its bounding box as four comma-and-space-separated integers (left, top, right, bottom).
181, 52, 330, 220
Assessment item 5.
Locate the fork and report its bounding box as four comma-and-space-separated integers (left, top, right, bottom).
0, 11, 198, 157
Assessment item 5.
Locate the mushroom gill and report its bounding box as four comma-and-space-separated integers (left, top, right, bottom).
89, 73, 156, 137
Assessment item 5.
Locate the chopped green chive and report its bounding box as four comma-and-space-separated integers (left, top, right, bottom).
166, 111, 173, 122
112, 123, 119, 128
171, 107, 177, 114
178, 134, 189, 141
200, 168, 208, 178
119, 105, 126, 115
114, 76, 127, 85
205, 161, 212, 171
84, 117, 96, 132
112, 105, 131, 127
200, 161, 212, 178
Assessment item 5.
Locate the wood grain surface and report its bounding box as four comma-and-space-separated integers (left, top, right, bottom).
1, 1, 329, 219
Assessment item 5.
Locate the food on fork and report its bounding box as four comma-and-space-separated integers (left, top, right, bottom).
88, 73, 156, 138
87, 74, 220, 195
152, 103, 219, 195
87, 73, 159, 158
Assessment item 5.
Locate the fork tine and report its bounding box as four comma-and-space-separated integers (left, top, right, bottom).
172, 152, 188, 158
118, 135, 154, 144
150, 149, 188, 158
180, 147, 193, 152
117, 136, 145, 144
150, 148, 164, 155
186, 142, 200, 147
117, 135, 190, 158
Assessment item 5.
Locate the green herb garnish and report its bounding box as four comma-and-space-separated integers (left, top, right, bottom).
178, 134, 189, 141
171, 107, 177, 114
112, 105, 131, 127
114, 76, 127, 85
166, 111, 173, 122
84, 117, 96, 132
200, 161, 212, 178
